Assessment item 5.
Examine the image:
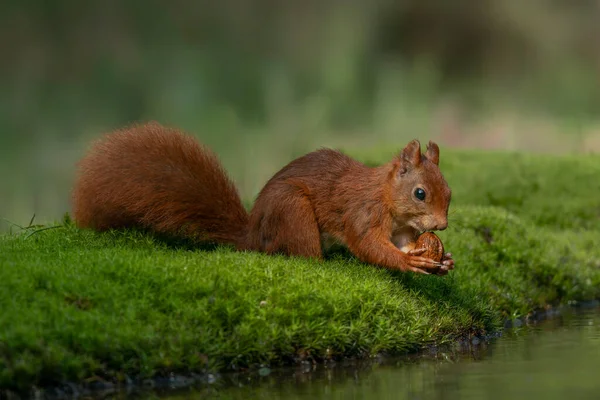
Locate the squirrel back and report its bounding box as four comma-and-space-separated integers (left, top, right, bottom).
72, 122, 248, 247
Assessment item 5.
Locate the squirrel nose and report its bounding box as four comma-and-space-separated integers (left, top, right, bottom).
435, 221, 448, 231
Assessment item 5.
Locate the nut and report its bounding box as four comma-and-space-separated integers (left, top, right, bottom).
415, 232, 445, 263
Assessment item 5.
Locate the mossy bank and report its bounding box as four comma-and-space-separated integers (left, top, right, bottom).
1, 148, 600, 393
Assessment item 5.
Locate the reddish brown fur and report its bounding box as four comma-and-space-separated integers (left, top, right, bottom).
73, 122, 453, 274
72, 122, 248, 247
246, 140, 452, 274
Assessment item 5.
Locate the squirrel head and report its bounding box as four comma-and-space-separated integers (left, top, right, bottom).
388, 139, 452, 233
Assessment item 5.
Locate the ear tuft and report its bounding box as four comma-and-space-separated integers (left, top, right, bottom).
393, 139, 422, 178
400, 139, 422, 168
425, 141, 440, 165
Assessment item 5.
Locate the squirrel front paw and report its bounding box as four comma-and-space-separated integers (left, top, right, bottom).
434, 252, 454, 276
404, 248, 443, 274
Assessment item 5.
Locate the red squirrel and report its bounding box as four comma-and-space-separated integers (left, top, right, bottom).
72, 122, 454, 275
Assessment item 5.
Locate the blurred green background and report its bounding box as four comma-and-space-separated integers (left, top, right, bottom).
2, 0, 600, 231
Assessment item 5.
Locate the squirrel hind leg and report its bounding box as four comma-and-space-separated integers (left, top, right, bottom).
248, 185, 322, 260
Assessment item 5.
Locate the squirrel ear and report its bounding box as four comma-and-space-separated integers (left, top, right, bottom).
425, 141, 440, 165
394, 139, 422, 177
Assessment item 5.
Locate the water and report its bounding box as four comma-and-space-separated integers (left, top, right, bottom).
140, 305, 600, 400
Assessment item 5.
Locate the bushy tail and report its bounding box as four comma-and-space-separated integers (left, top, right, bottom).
72, 122, 249, 247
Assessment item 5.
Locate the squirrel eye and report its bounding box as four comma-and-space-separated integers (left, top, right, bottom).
414, 188, 426, 201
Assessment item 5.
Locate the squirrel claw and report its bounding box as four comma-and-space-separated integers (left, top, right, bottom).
407, 266, 430, 275
406, 255, 442, 271
440, 252, 455, 272
407, 247, 427, 256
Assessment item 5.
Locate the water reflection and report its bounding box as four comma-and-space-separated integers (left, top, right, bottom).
137, 305, 600, 400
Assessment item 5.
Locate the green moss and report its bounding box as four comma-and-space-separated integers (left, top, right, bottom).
1, 148, 599, 391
